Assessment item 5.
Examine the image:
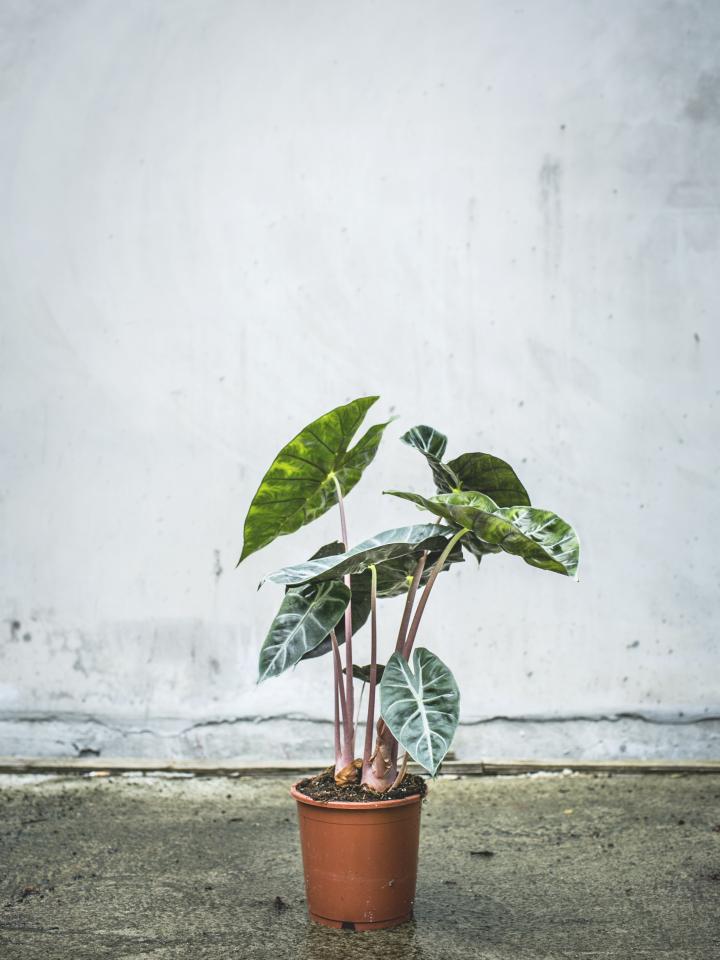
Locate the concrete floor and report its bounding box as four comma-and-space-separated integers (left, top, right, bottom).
0, 772, 718, 959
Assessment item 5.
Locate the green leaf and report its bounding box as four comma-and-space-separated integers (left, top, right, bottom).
300, 539, 464, 663
385, 490, 579, 577
288, 541, 372, 662
343, 663, 386, 683
300, 571, 372, 661
492, 505, 580, 577
375, 539, 465, 596
401, 425, 448, 461
387, 489, 498, 531
461, 532, 500, 564
263, 523, 453, 586
401, 424, 459, 492
258, 581, 351, 681
383, 490, 501, 557
448, 452, 530, 507
380, 648, 460, 776
400, 424, 532, 505
239, 396, 390, 563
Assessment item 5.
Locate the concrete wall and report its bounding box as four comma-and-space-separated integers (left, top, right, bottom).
1, 0, 718, 762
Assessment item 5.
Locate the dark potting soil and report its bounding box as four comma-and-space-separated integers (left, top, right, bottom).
295, 768, 427, 803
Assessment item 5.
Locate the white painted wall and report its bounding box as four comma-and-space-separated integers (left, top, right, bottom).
1, 0, 718, 761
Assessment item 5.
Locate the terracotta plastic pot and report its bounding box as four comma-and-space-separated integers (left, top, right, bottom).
290, 783, 423, 931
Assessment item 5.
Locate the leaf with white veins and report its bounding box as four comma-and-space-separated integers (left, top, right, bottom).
400, 424, 459, 492
380, 648, 460, 776
258, 581, 350, 681
263, 524, 453, 586
385, 490, 579, 578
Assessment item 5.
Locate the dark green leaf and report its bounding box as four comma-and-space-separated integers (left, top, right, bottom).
383, 490, 501, 559
258, 581, 351, 682
239, 396, 391, 563
492, 504, 580, 577
300, 571, 372, 661
400, 423, 459, 492
343, 663, 386, 683
385, 490, 579, 577
400, 424, 532, 504
288, 541, 370, 661
300, 540, 463, 662
400, 425, 448, 461
263, 524, 453, 586
462, 532, 498, 564
380, 648, 460, 776
447, 452, 530, 506
375, 539, 465, 596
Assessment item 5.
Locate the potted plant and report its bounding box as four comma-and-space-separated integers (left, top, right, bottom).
238, 396, 579, 930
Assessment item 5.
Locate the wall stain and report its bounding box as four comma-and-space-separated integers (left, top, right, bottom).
538, 155, 562, 276
213, 550, 223, 579
685, 71, 720, 125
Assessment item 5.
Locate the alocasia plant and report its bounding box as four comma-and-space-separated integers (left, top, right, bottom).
238, 398, 580, 791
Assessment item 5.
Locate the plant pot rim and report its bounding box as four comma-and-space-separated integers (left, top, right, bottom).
290, 782, 425, 811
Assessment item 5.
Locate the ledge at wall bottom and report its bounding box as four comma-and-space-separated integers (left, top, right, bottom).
0, 757, 718, 776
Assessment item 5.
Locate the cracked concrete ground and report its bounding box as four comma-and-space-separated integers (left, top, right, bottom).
0, 772, 718, 959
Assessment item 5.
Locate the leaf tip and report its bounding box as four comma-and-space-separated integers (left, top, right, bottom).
237, 539, 257, 565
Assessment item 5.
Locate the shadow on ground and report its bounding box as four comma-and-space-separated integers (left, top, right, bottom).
1, 772, 718, 958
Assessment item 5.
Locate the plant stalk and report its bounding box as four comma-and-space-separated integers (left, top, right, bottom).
395, 552, 427, 653
330, 629, 352, 770
333, 661, 341, 764
390, 752, 409, 790
361, 565, 378, 782
332, 474, 355, 759
402, 527, 468, 660
369, 550, 429, 786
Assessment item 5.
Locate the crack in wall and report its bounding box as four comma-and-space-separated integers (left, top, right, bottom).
1, 710, 719, 738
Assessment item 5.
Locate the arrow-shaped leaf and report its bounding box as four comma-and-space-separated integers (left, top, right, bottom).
401, 424, 448, 461
401, 424, 531, 506
401, 424, 459, 492
299, 537, 464, 662
299, 572, 372, 661
263, 524, 453, 586
448, 452, 530, 507
380, 648, 460, 776
258, 581, 351, 681
385, 490, 579, 578
239, 396, 391, 563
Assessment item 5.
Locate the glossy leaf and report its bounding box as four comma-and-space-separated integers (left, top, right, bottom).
239, 396, 390, 563
380, 648, 460, 776
447, 452, 530, 507
493, 504, 580, 577
375, 539, 465, 597
300, 540, 464, 662
300, 571, 372, 660
263, 524, 453, 586
385, 490, 579, 577
288, 541, 371, 661
400, 425, 448, 461
258, 581, 351, 681
401, 423, 531, 505
400, 424, 459, 492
